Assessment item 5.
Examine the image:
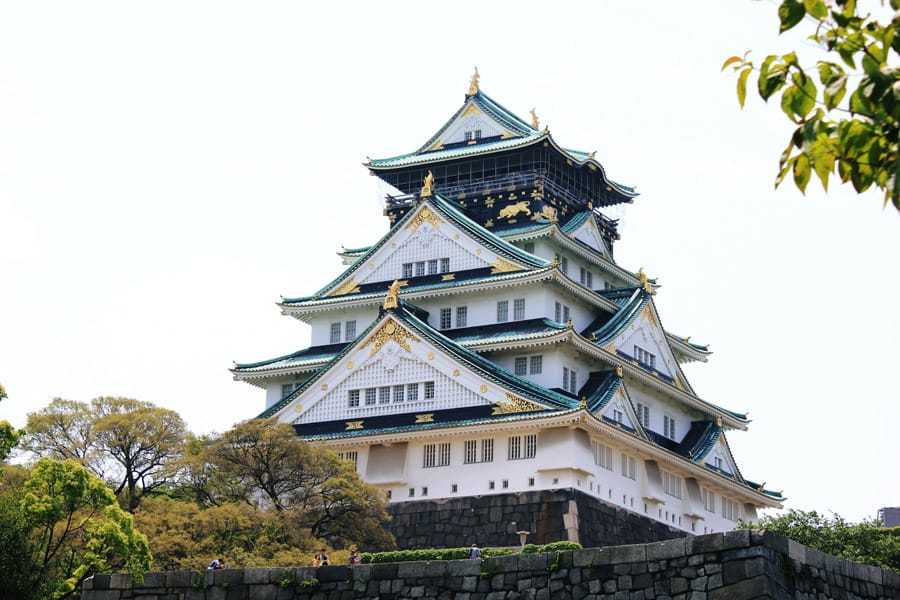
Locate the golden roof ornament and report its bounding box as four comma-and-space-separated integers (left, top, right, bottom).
467, 67, 480, 96
716, 416, 724, 428
589, 151, 596, 159
616, 367, 624, 378
530, 108, 539, 129
421, 170, 434, 197
383, 279, 400, 310
637, 267, 649, 285
578, 398, 588, 409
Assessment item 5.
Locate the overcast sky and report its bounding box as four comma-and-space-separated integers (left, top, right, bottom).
1, 1, 897, 522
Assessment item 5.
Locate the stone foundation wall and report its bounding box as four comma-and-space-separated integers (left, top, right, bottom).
82, 530, 900, 600
386, 488, 685, 549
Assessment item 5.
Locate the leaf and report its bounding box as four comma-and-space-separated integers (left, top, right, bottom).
779, 0, 807, 32
737, 67, 752, 108
823, 73, 848, 110
803, 0, 828, 19
793, 153, 812, 192
721, 56, 744, 71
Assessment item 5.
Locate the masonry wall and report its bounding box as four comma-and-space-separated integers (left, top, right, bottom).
81, 529, 900, 600
386, 488, 686, 549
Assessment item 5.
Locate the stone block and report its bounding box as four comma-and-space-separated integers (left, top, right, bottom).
92, 574, 111, 590
689, 533, 723, 554
83, 592, 121, 600
370, 562, 399, 579
708, 574, 769, 600
573, 548, 608, 567
722, 529, 749, 550
315, 565, 350, 583
518, 552, 549, 571
109, 573, 133, 589
211, 568, 244, 586
609, 543, 647, 564
136, 572, 167, 588
646, 537, 687, 561
787, 538, 806, 563
448, 560, 481, 577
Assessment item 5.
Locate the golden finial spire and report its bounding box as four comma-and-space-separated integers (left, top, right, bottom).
530, 108, 539, 129
637, 267, 649, 285
589, 151, 596, 159
467, 67, 480, 96
421, 170, 434, 197
383, 280, 400, 310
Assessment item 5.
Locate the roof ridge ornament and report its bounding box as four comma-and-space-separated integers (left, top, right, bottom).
467, 67, 479, 96
421, 170, 434, 197
383, 279, 400, 310
530, 108, 539, 129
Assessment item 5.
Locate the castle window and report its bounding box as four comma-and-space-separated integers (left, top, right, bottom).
714, 456, 724, 471
392, 385, 405, 403
524, 434, 536, 458
424, 381, 435, 400
508, 436, 521, 460
508, 434, 536, 460
621, 454, 636, 480
528, 477, 535, 486
592, 441, 614, 470
427, 259, 438, 275
635, 402, 650, 428
440, 308, 452, 330
561, 256, 569, 274
580, 267, 594, 288
702, 488, 716, 513
489, 480, 495, 490
482, 439, 493, 462
613, 409, 624, 423
345, 320, 356, 341
513, 298, 525, 320
563, 367, 578, 394
502, 479, 509, 489
634, 345, 656, 369
347, 390, 360, 407
415, 261, 426, 276
386, 490, 392, 500
555, 302, 571, 324
722, 497, 739, 521
281, 383, 295, 399
464, 440, 477, 464
422, 486, 428, 496
661, 470, 682, 498
664, 415, 677, 440
451, 483, 458, 493
365, 388, 377, 406
338, 451, 358, 467
440, 257, 450, 273
423, 444, 436, 467
496, 300, 509, 322
330, 322, 342, 344
523, 242, 535, 253
514, 357, 528, 376
409, 488, 415, 497
456, 306, 467, 328
407, 383, 419, 401
530, 355, 542, 374
378, 387, 390, 404
402, 263, 413, 278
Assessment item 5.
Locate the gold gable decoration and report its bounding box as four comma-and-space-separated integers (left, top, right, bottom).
330, 277, 361, 297
383, 280, 400, 310
421, 170, 434, 197
492, 392, 544, 415
345, 421, 364, 430
489, 257, 520, 274
404, 206, 445, 234
362, 319, 420, 357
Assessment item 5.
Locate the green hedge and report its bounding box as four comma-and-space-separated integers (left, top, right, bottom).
360, 542, 581, 564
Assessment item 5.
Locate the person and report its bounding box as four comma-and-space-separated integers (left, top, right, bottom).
314, 548, 329, 567
207, 558, 225, 570
348, 549, 361, 565
468, 544, 481, 559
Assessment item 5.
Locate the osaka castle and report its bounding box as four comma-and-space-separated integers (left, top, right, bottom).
231, 71, 782, 544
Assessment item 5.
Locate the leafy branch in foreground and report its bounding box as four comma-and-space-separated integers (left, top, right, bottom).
723, 0, 900, 211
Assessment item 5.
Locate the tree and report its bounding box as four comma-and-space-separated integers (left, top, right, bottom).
23, 397, 187, 511
741, 508, 900, 570
0, 382, 7, 401
0, 382, 23, 463
8, 458, 152, 599
723, 0, 900, 211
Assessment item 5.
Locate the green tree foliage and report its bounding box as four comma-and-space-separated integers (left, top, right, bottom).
23, 397, 187, 511
723, 0, 900, 211
1, 459, 152, 599
210, 418, 395, 550
742, 508, 900, 571
0, 383, 24, 463
0, 381, 7, 401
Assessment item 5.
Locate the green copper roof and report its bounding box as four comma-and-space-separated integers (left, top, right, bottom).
368, 134, 546, 169
234, 342, 347, 372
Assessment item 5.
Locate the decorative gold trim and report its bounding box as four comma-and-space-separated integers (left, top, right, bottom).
294, 404, 303, 412
361, 318, 420, 357
500, 130, 517, 139
490, 257, 520, 274
404, 206, 445, 234
415, 413, 434, 424
530, 108, 539, 129
346, 421, 364, 431
421, 170, 434, 197
441, 273, 455, 281
492, 393, 544, 415
383, 280, 400, 310
467, 67, 479, 96
346, 362, 353, 369
427, 352, 434, 360
498, 200, 531, 220
330, 277, 360, 297
461, 103, 482, 118
453, 369, 460, 376
321, 384, 328, 391
480, 384, 488, 393
616, 367, 624, 378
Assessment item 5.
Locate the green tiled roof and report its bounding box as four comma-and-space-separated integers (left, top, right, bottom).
368, 134, 545, 169
234, 343, 347, 372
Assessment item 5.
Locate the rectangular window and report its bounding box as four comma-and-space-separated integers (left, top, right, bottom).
555, 301, 562, 322
635, 402, 650, 427
593, 441, 614, 470
513, 298, 525, 320
568, 369, 578, 394
415, 261, 425, 276
424, 381, 435, 400
421, 486, 428, 496
662, 470, 682, 498
496, 300, 509, 322
482, 439, 494, 462
523, 242, 535, 253
634, 345, 657, 369
502, 479, 509, 489
407, 383, 419, 402
613, 409, 624, 423
378, 386, 391, 404
329, 322, 342, 344
423, 444, 436, 468
338, 451, 358, 467
561, 256, 569, 274
702, 488, 716, 513
563, 305, 571, 323
524, 434, 537, 458
365, 388, 377, 405
464, 440, 477, 464
440, 257, 450, 273
392, 385, 405, 403
456, 306, 467, 328
526, 355, 541, 375
664, 415, 676, 440
722, 497, 739, 521
489, 480, 495, 490
427, 259, 438, 275
402, 263, 413, 278
563, 367, 570, 392
514, 357, 528, 376
348, 389, 360, 407
281, 383, 294, 398
345, 320, 356, 341
439, 442, 450, 466
586, 271, 593, 288
440, 307, 452, 330
508, 436, 521, 460
580, 267, 587, 285
621, 454, 636, 480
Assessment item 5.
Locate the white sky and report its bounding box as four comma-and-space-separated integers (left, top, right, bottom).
1, 1, 897, 523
